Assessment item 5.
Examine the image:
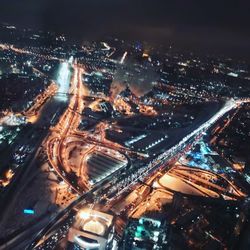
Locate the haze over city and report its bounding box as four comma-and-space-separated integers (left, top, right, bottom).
0, 1, 249, 250
1, 0, 250, 59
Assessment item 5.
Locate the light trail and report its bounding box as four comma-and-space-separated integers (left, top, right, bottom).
28, 96, 248, 249
0, 43, 62, 61
22, 82, 58, 120
120, 51, 127, 64
154, 99, 238, 164
104, 99, 242, 205
102, 42, 111, 50
46, 64, 89, 194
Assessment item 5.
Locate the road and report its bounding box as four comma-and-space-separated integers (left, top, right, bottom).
46, 64, 87, 193
26, 97, 248, 249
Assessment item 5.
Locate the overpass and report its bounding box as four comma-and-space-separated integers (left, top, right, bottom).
24, 98, 247, 249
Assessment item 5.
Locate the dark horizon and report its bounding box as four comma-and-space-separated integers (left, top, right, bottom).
1, 1, 250, 59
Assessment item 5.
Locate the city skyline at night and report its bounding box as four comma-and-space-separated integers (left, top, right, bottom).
0, 2, 250, 250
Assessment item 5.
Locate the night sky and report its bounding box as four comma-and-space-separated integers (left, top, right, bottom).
1, 0, 250, 59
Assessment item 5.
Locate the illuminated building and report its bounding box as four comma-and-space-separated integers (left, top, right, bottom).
68, 208, 115, 250
121, 216, 170, 250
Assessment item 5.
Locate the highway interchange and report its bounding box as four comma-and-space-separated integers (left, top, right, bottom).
19, 59, 248, 249
0, 47, 249, 249
1, 23, 250, 249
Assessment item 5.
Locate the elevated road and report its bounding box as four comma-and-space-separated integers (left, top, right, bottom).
25, 98, 248, 249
